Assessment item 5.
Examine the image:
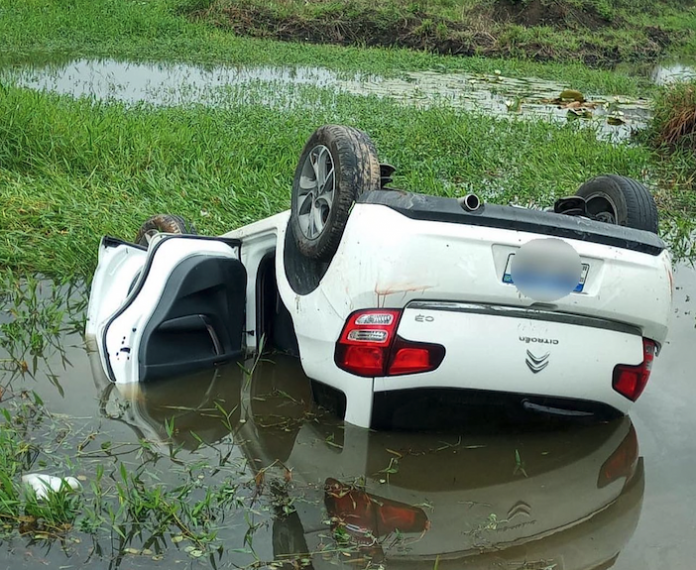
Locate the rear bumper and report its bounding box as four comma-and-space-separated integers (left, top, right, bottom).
360, 189, 667, 256
372, 302, 647, 414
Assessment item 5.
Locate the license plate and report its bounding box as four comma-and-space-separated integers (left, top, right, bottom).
502, 254, 590, 293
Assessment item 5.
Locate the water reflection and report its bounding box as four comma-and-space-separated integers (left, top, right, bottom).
104, 353, 644, 569
1, 58, 651, 142
0, 272, 655, 568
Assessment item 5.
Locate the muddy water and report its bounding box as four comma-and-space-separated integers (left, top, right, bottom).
0, 264, 695, 569
1, 58, 650, 142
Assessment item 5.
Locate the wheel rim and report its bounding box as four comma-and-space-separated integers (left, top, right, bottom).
296, 145, 336, 240
585, 193, 619, 224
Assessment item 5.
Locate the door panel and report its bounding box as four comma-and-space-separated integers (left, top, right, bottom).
139, 255, 247, 382
102, 236, 246, 384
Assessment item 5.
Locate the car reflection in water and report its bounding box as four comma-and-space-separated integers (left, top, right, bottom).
89, 349, 644, 570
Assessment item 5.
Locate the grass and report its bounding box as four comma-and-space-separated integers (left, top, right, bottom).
1, 82, 674, 278
652, 80, 696, 149
645, 79, 696, 259
0, 387, 254, 556
0, 0, 676, 97
0, 272, 86, 379
192, 0, 696, 68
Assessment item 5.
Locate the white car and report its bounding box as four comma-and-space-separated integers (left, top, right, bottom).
86, 125, 673, 429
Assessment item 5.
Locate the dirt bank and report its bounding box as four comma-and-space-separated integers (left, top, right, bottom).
191, 0, 693, 67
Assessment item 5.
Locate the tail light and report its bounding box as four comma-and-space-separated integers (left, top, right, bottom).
598, 424, 639, 488
324, 478, 429, 540
612, 339, 656, 401
334, 310, 445, 377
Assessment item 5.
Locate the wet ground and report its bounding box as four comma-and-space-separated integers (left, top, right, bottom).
0, 263, 694, 569
0, 58, 665, 143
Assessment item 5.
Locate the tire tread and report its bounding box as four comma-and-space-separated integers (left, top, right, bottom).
576, 175, 659, 234
290, 125, 381, 261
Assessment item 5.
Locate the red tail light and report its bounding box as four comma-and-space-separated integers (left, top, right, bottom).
612, 339, 656, 401
334, 310, 445, 377
324, 478, 429, 539
335, 310, 400, 377
598, 424, 639, 488
388, 337, 445, 375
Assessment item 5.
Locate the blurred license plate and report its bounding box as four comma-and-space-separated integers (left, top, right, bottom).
502, 254, 590, 293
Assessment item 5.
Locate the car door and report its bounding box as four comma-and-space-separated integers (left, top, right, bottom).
90, 234, 247, 385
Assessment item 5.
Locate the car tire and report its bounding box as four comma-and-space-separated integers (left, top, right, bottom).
135, 214, 196, 247
290, 125, 381, 261
575, 175, 659, 234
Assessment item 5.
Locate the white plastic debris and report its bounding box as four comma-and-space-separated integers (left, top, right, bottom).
22, 474, 82, 501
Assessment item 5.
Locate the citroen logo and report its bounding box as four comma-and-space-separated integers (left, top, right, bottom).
526, 350, 549, 373
507, 500, 532, 520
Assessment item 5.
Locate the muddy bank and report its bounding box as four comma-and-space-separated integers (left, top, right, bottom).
193, 0, 693, 67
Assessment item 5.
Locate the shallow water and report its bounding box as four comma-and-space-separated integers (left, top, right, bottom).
1, 58, 651, 143
0, 263, 695, 568
652, 63, 696, 86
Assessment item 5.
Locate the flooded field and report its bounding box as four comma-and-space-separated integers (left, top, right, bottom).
1, 58, 656, 143
0, 264, 694, 569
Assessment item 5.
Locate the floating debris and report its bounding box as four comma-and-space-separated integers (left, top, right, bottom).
607, 114, 628, 126
22, 473, 82, 500
567, 108, 594, 120
559, 89, 585, 102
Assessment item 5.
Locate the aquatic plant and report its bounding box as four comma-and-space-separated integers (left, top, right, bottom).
653, 80, 696, 150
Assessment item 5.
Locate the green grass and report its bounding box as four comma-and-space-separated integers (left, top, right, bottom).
193, 0, 696, 68
0, 370, 256, 556
0, 0, 674, 97
652, 79, 696, 149
0, 81, 679, 278
1, 0, 695, 276
644, 80, 696, 260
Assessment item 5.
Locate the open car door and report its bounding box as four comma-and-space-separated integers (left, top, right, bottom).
86, 234, 247, 385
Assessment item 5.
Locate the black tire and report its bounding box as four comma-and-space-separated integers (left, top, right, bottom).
135, 214, 196, 247
290, 125, 381, 261
575, 175, 659, 234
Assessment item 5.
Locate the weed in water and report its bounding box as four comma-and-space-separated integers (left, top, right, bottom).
652, 80, 696, 149
513, 448, 528, 478
647, 80, 696, 256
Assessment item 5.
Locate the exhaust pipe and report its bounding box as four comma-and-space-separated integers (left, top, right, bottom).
459, 193, 481, 212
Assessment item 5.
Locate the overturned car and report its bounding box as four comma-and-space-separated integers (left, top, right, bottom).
85, 125, 673, 429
